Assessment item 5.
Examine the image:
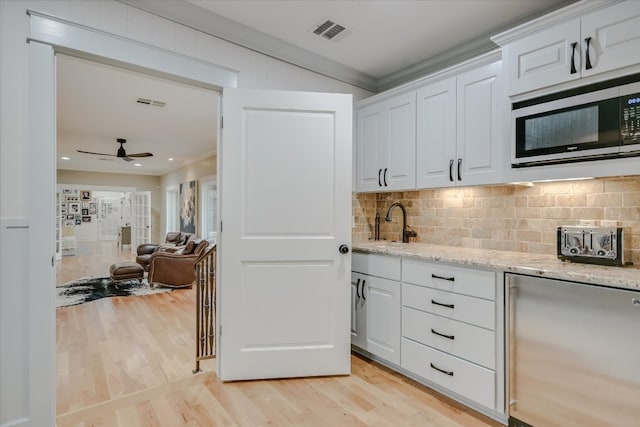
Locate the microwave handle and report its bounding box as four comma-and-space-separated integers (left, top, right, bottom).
570, 42, 578, 74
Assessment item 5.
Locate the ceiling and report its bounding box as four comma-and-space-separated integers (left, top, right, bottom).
56, 54, 219, 176
123, 0, 576, 91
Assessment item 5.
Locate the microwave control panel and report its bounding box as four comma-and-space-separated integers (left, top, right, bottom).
621, 93, 640, 142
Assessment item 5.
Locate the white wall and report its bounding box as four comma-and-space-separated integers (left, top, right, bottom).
0, 1, 373, 425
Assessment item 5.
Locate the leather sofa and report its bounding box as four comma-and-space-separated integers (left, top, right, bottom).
135, 231, 195, 272
147, 239, 209, 288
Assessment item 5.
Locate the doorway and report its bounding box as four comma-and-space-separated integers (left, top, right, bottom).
27, 13, 235, 425
48, 33, 226, 422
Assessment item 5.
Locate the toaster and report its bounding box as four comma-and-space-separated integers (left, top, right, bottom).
557, 226, 631, 266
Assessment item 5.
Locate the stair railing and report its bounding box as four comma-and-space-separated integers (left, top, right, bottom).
193, 244, 216, 373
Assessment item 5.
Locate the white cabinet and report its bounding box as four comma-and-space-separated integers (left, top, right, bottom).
416, 61, 503, 188
400, 259, 502, 412
351, 253, 401, 365
502, 1, 640, 96
581, 1, 640, 78
351, 272, 367, 349
356, 92, 416, 192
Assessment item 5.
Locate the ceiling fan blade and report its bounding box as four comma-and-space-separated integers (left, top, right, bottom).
126, 152, 154, 158
77, 149, 116, 156
121, 157, 134, 162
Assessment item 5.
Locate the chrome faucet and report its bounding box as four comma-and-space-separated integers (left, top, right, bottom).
385, 202, 417, 243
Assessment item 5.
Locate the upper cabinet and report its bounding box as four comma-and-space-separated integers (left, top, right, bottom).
356, 92, 416, 192
498, 1, 640, 97
416, 61, 503, 188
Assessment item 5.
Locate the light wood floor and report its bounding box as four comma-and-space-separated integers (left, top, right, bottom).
56, 241, 501, 427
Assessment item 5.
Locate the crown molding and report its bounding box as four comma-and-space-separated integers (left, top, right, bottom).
491, 0, 621, 46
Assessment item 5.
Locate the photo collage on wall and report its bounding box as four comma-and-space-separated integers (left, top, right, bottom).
62, 188, 96, 227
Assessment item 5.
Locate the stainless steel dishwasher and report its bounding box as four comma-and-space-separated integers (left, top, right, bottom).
507, 273, 640, 427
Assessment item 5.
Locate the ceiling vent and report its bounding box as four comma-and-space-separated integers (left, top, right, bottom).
136, 97, 166, 108
312, 18, 350, 41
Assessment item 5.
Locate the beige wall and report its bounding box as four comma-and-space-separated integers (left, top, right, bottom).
354, 175, 640, 265
159, 155, 216, 237
57, 170, 162, 242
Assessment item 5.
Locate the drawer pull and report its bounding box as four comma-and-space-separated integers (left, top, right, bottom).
431, 328, 455, 340
431, 273, 454, 282
431, 299, 455, 309
430, 362, 454, 377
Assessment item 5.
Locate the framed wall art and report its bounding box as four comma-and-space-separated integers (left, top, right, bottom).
179, 180, 197, 234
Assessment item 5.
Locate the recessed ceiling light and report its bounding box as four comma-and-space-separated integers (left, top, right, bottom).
168, 158, 174, 161
60, 156, 70, 160
134, 163, 142, 167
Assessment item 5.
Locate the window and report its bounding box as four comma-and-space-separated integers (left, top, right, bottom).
200, 177, 217, 243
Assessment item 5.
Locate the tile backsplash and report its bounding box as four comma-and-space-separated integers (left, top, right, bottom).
353, 176, 640, 264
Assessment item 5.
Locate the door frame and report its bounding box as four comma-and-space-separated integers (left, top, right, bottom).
28, 11, 236, 425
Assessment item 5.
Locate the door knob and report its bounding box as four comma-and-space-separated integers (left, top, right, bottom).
339, 244, 349, 254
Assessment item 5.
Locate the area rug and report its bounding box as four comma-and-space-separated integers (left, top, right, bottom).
56, 276, 173, 308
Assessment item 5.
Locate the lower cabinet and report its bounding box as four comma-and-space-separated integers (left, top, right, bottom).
400, 259, 503, 416
352, 252, 505, 421
351, 254, 401, 365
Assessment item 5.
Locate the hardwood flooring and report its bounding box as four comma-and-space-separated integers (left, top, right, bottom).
56, 241, 501, 427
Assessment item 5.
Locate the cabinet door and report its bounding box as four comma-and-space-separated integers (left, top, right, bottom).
581, 1, 640, 78
456, 61, 503, 186
383, 92, 416, 191
416, 78, 457, 189
504, 19, 581, 96
356, 104, 384, 192
364, 276, 401, 365
351, 272, 367, 349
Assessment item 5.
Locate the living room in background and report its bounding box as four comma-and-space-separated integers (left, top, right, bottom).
200, 175, 217, 242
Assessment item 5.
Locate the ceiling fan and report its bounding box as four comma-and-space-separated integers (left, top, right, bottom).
77, 138, 153, 162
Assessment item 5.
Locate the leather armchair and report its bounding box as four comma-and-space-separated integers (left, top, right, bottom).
135, 231, 195, 272
147, 239, 209, 288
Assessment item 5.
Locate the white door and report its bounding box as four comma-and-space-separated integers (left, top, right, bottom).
219, 88, 352, 381
131, 191, 151, 251
97, 197, 120, 240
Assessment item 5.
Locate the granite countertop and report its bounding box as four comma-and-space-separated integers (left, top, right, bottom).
353, 241, 640, 290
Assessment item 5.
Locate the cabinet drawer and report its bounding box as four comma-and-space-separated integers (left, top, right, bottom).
401, 338, 495, 409
402, 283, 495, 330
352, 253, 401, 281
403, 259, 495, 300
402, 307, 495, 369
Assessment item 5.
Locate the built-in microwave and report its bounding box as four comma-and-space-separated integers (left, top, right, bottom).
512, 78, 640, 167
